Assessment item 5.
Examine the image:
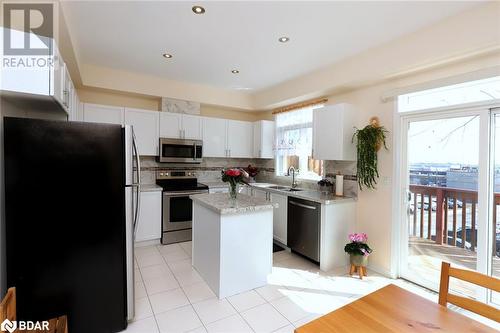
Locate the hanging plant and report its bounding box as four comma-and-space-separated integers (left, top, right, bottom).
352, 117, 388, 190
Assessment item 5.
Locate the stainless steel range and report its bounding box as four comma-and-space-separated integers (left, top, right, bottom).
156, 170, 209, 244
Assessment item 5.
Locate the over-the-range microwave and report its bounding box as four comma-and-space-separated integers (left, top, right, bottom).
158, 138, 203, 163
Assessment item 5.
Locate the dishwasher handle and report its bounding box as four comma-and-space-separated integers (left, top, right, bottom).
289, 200, 317, 210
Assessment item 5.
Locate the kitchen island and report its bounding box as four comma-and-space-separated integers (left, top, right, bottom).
190, 193, 276, 299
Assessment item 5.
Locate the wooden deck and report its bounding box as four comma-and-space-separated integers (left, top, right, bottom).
408, 237, 500, 299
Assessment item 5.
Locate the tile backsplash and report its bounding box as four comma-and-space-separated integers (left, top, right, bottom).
140, 156, 358, 198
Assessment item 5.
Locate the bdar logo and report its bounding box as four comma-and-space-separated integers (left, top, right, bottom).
0, 319, 17, 333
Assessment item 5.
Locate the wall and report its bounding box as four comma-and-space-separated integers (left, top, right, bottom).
322, 51, 500, 277
77, 87, 272, 121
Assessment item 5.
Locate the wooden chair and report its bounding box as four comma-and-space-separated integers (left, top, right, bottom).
0, 288, 16, 325
0, 287, 69, 333
439, 261, 500, 322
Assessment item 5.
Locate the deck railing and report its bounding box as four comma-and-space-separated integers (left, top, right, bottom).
409, 185, 499, 253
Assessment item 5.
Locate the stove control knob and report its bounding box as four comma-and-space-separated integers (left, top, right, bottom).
159, 172, 164, 177
165, 172, 169, 177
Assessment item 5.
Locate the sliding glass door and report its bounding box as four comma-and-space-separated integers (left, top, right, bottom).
489, 108, 500, 305
399, 106, 497, 305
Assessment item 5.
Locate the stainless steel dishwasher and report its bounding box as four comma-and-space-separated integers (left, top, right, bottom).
287, 197, 321, 262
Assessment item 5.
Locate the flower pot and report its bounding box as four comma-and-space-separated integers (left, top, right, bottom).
349, 254, 368, 267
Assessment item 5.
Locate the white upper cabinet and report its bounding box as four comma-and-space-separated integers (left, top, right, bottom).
203, 117, 227, 157
182, 114, 202, 140
253, 120, 275, 159
83, 103, 124, 125
159, 113, 202, 140
312, 104, 356, 161
124, 108, 159, 156
226, 120, 253, 158
159, 112, 182, 138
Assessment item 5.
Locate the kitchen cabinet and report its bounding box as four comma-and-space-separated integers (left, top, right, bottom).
159, 113, 202, 140
182, 114, 203, 139
1, 37, 63, 103
312, 104, 356, 161
159, 112, 182, 138
203, 117, 227, 157
83, 103, 124, 125
202, 118, 254, 158
135, 191, 162, 243
270, 193, 287, 245
253, 120, 275, 159
251, 187, 269, 201
124, 108, 160, 156
0, 41, 75, 117
226, 120, 253, 158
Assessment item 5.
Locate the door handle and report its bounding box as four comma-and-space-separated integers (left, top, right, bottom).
289, 200, 316, 210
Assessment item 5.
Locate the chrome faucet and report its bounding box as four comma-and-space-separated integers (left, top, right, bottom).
287, 166, 298, 188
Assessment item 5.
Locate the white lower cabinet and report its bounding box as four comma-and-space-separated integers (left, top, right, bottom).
270, 193, 287, 245
135, 191, 162, 243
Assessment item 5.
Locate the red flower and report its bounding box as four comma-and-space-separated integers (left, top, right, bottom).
225, 169, 241, 177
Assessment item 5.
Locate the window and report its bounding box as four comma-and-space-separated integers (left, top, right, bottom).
398, 76, 500, 112
275, 105, 323, 180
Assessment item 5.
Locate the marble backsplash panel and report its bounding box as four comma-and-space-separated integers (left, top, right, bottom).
140, 156, 359, 198
139, 156, 274, 184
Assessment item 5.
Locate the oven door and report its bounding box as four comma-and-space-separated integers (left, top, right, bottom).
163, 191, 207, 231
159, 138, 202, 163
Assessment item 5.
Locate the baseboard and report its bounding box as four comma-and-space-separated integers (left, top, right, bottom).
134, 239, 160, 247
367, 262, 396, 278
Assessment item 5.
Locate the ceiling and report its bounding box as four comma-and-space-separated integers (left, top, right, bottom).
63, 1, 482, 93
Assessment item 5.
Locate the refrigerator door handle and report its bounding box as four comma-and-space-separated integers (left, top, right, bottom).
132, 129, 141, 235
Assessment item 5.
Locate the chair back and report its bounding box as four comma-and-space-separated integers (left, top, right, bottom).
0, 288, 16, 324
0, 287, 69, 332
439, 261, 500, 322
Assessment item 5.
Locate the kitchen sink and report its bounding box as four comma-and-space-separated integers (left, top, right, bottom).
268, 185, 289, 190
268, 185, 304, 192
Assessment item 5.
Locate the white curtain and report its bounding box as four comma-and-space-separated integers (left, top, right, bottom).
275, 105, 322, 179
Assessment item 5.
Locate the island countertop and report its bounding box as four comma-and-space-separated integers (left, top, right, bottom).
190, 193, 277, 215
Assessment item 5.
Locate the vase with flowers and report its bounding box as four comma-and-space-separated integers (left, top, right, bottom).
344, 233, 373, 267
221, 168, 244, 206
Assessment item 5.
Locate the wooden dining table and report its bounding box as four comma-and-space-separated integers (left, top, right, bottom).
295, 284, 498, 333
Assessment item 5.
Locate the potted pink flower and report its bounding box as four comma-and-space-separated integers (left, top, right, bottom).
344, 233, 373, 267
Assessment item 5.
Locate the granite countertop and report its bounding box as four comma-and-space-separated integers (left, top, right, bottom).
190, 193, 277, 215
250, 183, 356, 205
140, 184, 163, 192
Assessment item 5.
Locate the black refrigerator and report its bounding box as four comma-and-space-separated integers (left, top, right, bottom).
3, 117, 140, 333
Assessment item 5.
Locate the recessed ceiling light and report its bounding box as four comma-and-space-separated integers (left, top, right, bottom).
231, 69, 239, 74
162, 53, 173, 59
278, 36, 290, 43
192, 5, 205, 14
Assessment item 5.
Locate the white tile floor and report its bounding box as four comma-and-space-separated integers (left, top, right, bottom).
123, 241, 470, 333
